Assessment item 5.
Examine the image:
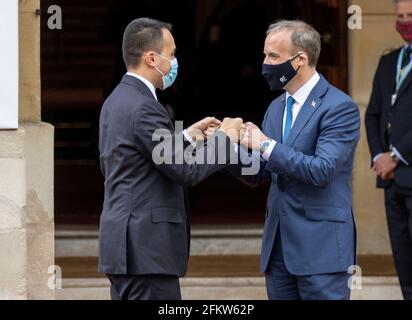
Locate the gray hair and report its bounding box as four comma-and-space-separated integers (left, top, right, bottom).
267, 20, 321, 67
122, 18, 172, 68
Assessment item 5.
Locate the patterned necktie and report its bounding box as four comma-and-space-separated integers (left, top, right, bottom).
402, 46, 412, 69
283, 96, 295, 143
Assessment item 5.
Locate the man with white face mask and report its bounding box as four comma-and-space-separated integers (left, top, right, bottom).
98, 17, 244, 300
366, 0, 412, 300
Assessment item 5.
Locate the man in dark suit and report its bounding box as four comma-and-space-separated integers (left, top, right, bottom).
98, 18, 244, 300
365, 0, 412, 300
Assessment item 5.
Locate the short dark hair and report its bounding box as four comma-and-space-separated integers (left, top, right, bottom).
267, 20, 321, 67
122, 18, 172, 68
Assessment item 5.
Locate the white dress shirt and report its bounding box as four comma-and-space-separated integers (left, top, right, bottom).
262, 72, 321, 160
126, 72, 158, 101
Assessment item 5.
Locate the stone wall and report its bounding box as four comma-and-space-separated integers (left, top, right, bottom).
0, 123, 54, 299
0, 0, 54, 299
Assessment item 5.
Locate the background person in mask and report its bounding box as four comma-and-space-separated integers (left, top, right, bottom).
227, 20, 360, 300
98, 18, 244, 300
365, 0, 412, 300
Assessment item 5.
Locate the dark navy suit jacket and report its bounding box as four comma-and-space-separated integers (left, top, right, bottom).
365, 47, 412, 189
98, 75, 232, 276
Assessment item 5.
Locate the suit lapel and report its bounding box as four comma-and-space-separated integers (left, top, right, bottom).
397, 68, 412, 100
392, 48, 412, 106
285, 75, 329, 146
121, 75, 156, 100
380, 50, 399, 112
121, 75, 175, 126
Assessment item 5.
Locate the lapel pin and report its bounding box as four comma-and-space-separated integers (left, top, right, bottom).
311, 101, 317, 108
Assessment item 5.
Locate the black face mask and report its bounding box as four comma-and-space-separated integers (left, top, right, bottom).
262, 53, 301, 91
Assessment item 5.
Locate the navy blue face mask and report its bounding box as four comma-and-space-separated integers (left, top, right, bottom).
262, 53, 302, 91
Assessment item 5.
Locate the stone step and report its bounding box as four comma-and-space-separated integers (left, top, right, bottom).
56, 256, 263, 279
56, 225, 264, 258
55, 226, 397, 277
55, 254, 398, 280
56, 277, 403, 300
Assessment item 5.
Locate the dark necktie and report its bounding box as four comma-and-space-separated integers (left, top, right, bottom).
402, 46, 412, 69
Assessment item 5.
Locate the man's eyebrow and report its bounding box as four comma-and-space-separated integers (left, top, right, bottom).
265, 52, 279, 57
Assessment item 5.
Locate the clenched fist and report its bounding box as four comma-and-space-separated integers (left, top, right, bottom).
218, 118, 245, 142
187, 117, 221, 142
240, 122, 269, 150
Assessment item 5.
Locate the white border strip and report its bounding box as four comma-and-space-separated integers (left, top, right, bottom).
0, 0, 19, 129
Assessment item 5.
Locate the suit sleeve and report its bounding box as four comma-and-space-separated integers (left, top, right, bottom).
133, 101, 233, 187
365, 58, 385, 161
264, 101, 360, 188
393, 127, 412, 165
223, 145, 271, 187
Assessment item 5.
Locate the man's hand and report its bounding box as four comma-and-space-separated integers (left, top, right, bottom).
382, 171, 395, 181
204, 124, 220, 140
187, 117, 221, 142
240, 122, 269, 151
218, 117, 245, 142
374, 152, 399, 181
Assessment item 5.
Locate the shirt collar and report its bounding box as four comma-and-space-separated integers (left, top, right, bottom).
286, 72, 320, 106
126, 72, 158, 100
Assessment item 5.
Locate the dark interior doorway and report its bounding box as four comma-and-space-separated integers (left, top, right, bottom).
41, 0, 348, 225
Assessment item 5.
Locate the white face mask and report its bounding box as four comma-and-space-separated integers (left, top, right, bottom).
154, 53, 179, 90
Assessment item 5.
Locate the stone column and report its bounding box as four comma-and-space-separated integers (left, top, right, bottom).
0, 0, 54, 299
349, 0, 403, 255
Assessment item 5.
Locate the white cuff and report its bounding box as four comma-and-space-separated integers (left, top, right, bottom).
234, 143, 239, 153
392, 147, 410, 166
373, 153, 384, 164
262, 140, 277, 161
183, 129, 197, 148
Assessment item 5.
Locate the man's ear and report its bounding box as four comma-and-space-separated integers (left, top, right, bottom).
144, 51, 157, 68
298, 53, 308, 67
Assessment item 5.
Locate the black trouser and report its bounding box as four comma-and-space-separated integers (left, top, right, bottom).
385, 183, 412, 300
107, 274, 181, 300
